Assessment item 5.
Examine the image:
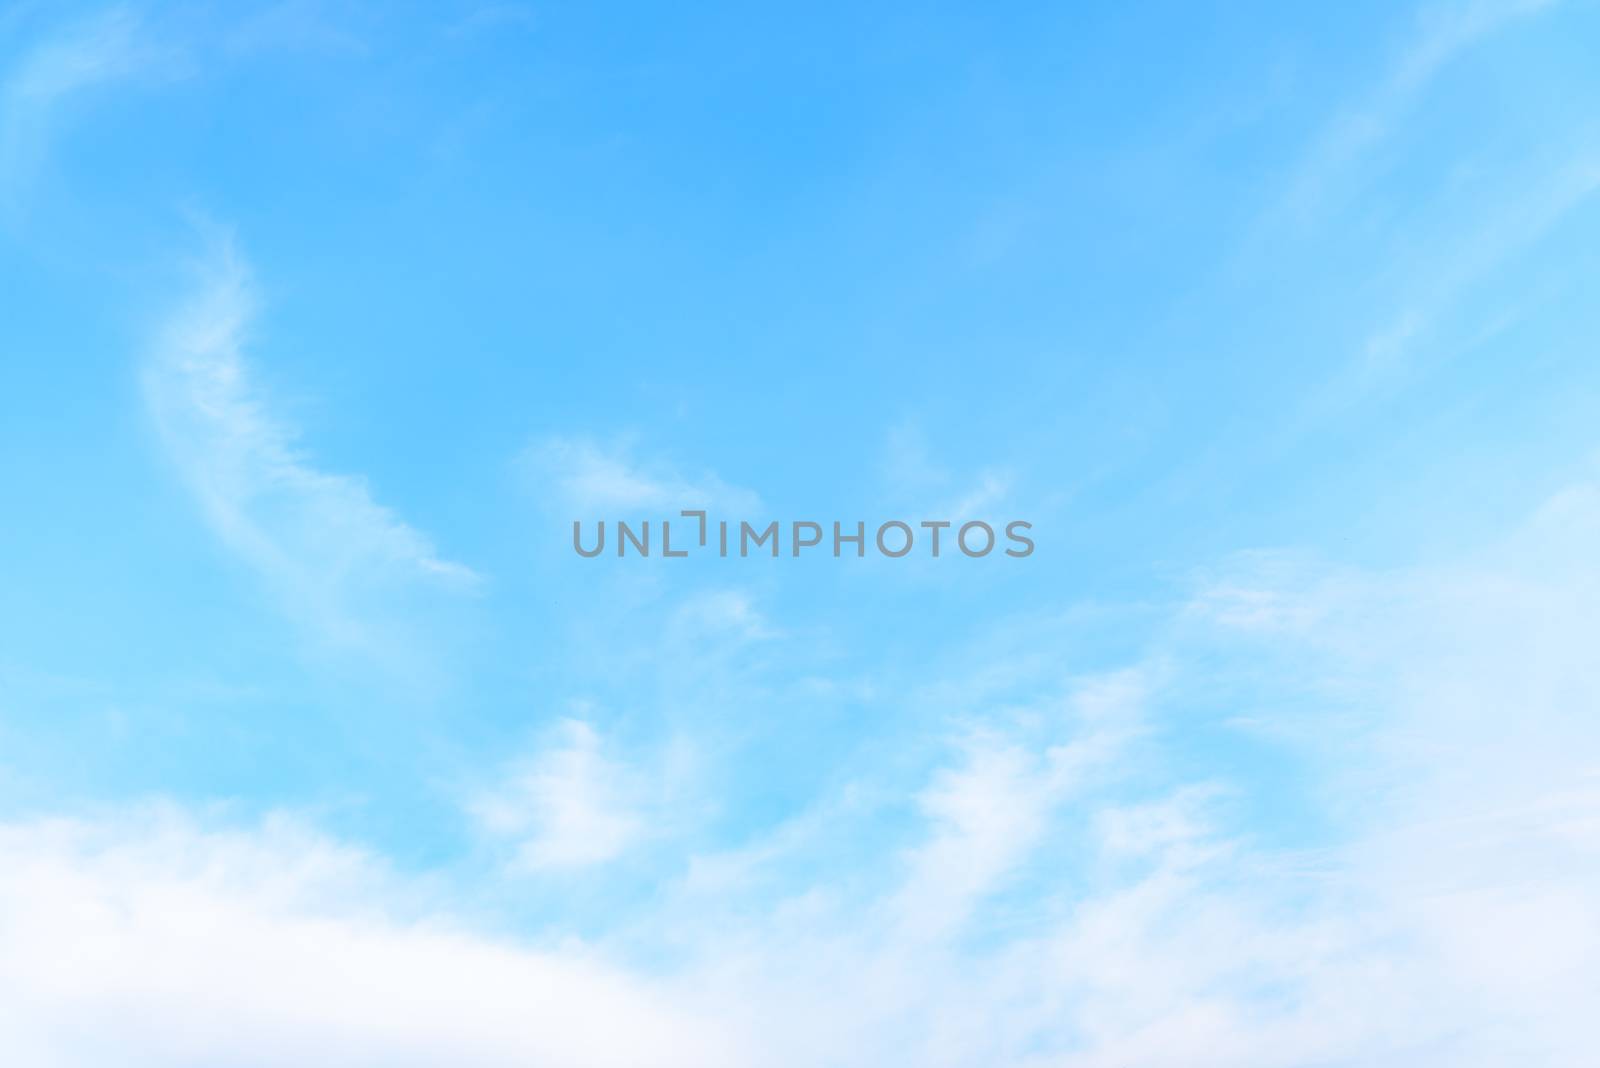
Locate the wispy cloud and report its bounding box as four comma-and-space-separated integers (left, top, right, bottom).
221, 0, 370, 58
669, 589, 776, 644
0, 6, 164, 205
1277, 0, 1563, 226
523, 435, 760, 516
144, 238, 479, 651
1339, 151, 1600, 395
7, 467, 1600, 1068
445, 3, 538, 40
469, 719, 647, 871
880, 421, 1016, 521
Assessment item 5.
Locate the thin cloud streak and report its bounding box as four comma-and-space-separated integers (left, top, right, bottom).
0, 7, 157, 206
1275, 0, 1563, 227
524, 435, 761, 516
144, 238, 479, 651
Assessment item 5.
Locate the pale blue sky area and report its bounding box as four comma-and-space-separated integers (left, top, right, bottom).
2, 3, 1599, 1064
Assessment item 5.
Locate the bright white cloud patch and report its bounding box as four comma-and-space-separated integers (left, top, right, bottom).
0, 810, 738, 1068
891, 674, 1145, 943
470, 719, 645, 870
144, 241, 479, 650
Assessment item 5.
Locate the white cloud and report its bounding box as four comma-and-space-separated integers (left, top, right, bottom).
446, 4, 539, 40
1341, 152, 1600, 393
938, 469, 1014, 523
222, 0, 370, 57
0, 809, 739, 1067
1277, 0, 1563, 226
0, 7, 175, 205
880, 422, 1016, 521
669, 589, 775, 643
702, 473, 1600, 1065
891, 674, 1146, 943
470, 719, 645, 871
1185, 550, 1347, 634
7, 473, 1600, 1067
144, 238, 480, 651
890, 735, 1061, 941
524, 436, 760, 516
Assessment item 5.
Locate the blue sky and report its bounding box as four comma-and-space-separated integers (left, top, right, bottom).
3, 1, 1600, 1064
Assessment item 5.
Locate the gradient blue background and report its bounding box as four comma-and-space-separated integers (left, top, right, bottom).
3, 3, 1599, 1064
